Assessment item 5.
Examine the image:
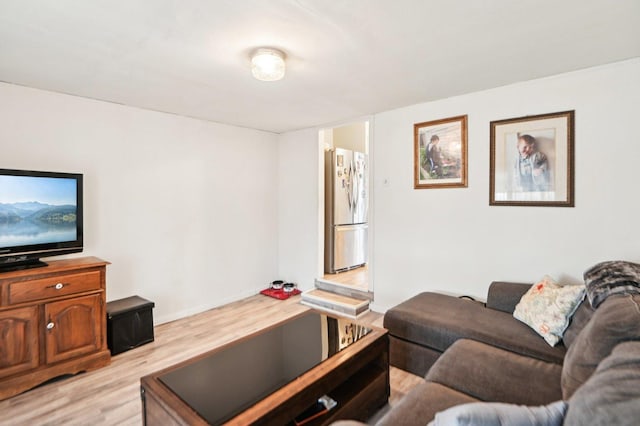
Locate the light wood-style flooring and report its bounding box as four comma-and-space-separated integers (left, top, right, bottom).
0, 294, 422, 425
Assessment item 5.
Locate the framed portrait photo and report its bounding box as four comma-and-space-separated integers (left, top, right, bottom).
414, 115, 467, 189
490, 110, 575, 207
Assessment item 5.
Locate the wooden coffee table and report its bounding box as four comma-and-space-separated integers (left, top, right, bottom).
140, 311, 389, 425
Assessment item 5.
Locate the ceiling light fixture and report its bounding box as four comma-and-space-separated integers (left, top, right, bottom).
251, 48, 286, 81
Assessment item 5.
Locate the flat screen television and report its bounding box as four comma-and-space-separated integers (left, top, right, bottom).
0, 168, 83, 272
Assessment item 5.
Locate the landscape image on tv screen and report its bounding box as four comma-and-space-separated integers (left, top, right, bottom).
0, 175, 78, 248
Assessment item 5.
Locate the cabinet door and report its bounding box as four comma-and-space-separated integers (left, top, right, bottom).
0, 306, 39, 379
45, 294, 102, 364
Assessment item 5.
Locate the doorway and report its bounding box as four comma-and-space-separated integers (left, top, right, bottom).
318, 120, 372, 296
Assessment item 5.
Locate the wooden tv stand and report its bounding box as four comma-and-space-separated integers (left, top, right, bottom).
0, 256, 111, 400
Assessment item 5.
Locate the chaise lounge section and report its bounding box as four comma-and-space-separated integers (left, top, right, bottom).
383, 282, 568, 377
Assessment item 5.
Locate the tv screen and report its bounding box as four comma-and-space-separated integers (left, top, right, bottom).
0, 169, 83, 272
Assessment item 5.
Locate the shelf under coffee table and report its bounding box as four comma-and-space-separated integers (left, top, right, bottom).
140, 310, 389, 425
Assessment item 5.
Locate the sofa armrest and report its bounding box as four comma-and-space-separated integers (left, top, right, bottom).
425, 339, 562, 406
486, 281, 531, 313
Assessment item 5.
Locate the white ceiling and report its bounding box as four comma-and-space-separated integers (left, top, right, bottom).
1, 1, 639, 133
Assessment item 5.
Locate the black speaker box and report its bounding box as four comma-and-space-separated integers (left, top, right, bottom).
107, 295, 155, 355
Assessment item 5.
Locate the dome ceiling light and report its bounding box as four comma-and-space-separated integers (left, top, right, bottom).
251, 48, 286, 81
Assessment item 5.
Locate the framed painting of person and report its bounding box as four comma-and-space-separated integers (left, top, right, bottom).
490, 110, 575, 207
414, 115, 468, 189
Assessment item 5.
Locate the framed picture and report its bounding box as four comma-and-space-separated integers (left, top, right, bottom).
414, 115, 467, 189
490, 110, 574, 207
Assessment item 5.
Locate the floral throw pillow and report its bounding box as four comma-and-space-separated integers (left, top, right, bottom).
513, 276, 586, 346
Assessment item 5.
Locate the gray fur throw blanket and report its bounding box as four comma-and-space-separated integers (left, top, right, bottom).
584, 260, 640, 308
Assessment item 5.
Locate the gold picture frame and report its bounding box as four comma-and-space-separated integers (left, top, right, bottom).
414, 115, 467, 189
490, 110, 575, 207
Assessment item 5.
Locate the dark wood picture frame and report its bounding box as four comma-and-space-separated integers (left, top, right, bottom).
490, 110, 575, 207
414, 115, 467, 189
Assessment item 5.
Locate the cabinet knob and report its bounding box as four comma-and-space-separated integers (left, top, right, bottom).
47, 322, 55, 330
55, 283, 64, 290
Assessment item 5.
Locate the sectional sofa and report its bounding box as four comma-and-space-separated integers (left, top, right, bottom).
334, 275, 640, 425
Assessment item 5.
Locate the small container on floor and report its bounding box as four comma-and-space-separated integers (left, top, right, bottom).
106, 295, 155, 355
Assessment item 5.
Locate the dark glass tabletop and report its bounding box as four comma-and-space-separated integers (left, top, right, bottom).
158, 311, 371, 425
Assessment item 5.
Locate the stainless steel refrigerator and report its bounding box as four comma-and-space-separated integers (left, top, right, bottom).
325, 148, 368, 273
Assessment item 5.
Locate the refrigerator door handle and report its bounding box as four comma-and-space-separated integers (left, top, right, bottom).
350, 159, 358, 213
334, 224, 368, 232
345, 164, 352, 211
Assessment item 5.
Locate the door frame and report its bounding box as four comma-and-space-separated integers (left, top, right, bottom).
317, 117, 374, 293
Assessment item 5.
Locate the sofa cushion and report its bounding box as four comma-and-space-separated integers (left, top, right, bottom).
426, 339, 563, 406
383, 292, 566, 365
564, 341, 640, 425
376, 381, 478, 426
485, 281, 531, 313
513, 276, 585, 346
561, 294, 640, 399
561, 299, 594, 348
428, 400, 567, 426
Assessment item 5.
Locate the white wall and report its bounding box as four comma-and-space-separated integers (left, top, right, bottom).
372, 58, 640, 310
0, 82, 279, 324
332, 122, 367, 153
276, 59, 640, 313
4, 59, 637, 323
276, 128, 323, 289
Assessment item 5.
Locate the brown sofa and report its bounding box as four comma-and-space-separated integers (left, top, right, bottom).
335, 281, 640, 425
